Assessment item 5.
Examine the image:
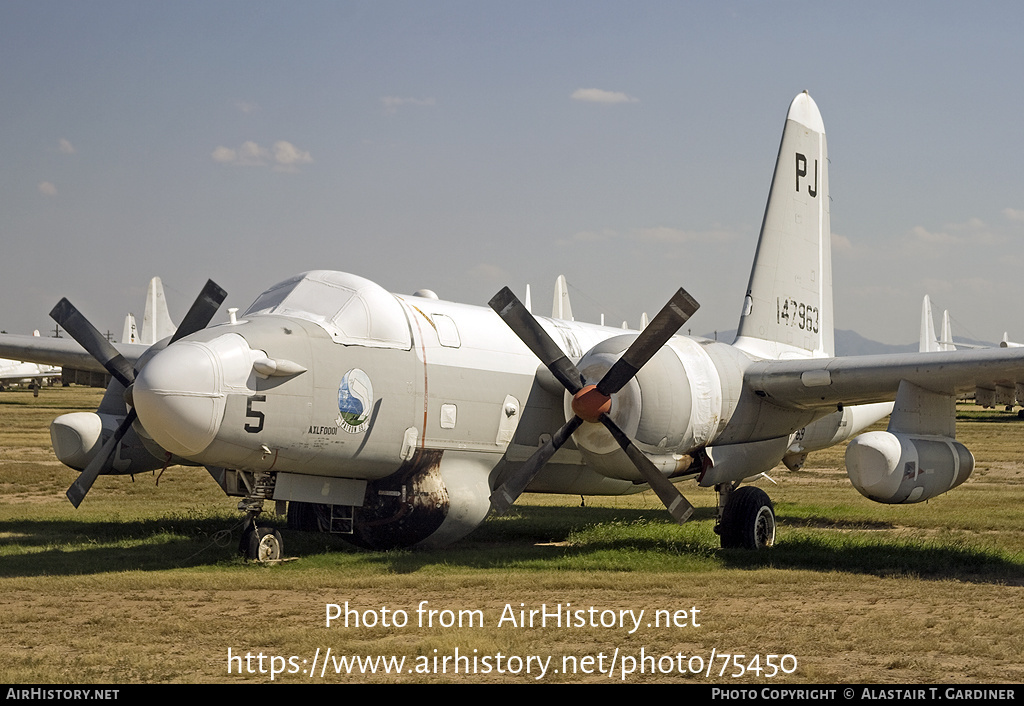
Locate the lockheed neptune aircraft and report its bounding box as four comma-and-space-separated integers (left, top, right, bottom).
3, 92, 1023, 561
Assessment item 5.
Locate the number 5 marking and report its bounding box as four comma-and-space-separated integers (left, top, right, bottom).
244, 394, 266, 433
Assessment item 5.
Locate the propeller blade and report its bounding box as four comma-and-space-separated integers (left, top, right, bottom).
599, 415, 695, 524
490, 415, 583, 514
169, 280, 227, 343
50, 298, 136, 388
58, 280, 226, 508
489, 284, 699, 522
66, 409, 137, 508
597, 288, 699, 396
489, 287, 585, 395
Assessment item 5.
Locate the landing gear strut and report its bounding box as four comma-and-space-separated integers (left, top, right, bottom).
714, 483, 775, 550
238, 499, 283, 562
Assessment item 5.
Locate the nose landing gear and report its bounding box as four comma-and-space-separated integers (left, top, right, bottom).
240, 520, 283, 562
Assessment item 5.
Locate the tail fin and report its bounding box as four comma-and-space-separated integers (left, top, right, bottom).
551, 275, 573, 321
940, 309, 956, 351
920, 296, 958, 352
142, 277, 176, 344
920, 295, 939, 352
733, 92, 834, 360
122, 313, 140, 344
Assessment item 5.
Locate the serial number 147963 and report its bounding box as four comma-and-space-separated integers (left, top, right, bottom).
776, 297, 819, 333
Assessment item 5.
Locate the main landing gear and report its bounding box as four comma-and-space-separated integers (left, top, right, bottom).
714, 483, 776, 550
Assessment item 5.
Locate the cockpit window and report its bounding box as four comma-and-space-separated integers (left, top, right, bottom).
243, 271, 411, 349
245, 274, 314, 317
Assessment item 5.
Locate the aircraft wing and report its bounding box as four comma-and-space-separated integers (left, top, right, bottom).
0, 334, 150, 374
0, 367, 59, 382
745, 348, 1024, 410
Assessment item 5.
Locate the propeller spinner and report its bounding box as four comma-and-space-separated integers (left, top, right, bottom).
50, 280, 227, 507
488, 286, 699, 523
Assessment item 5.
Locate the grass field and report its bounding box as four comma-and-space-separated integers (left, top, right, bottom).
1, 386, 1022, 684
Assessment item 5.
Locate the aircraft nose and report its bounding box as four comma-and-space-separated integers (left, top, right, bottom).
132, 341, 226, 457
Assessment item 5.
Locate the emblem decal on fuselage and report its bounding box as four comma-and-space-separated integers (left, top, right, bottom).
337, 368, 373, 433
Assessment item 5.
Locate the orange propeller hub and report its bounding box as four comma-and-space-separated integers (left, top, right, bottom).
571, 384, 611, 423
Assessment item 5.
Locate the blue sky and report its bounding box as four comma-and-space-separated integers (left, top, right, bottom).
2, 1, 1022, 344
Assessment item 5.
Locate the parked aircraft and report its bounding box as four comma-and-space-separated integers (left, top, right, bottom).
0, 360, 60, 389
0, 277, 177, 390
2, 92, 1023, 562
122, 277, 178, 346
919, 296, 1024, 411
0, 332, 60, 390
919, 295, 956, 353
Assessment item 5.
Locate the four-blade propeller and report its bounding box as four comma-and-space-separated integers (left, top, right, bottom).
488, 286, 699, 523
50, 280, 227, 507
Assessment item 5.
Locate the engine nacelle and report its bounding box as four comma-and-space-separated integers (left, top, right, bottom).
845, 431, 974, 504
50, 412, 163, 475
567, 334, 722, 481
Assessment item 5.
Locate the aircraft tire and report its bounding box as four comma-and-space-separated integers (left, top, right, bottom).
287, 501, 321, 531
719, 486, 775, 550
245, 527, 283, 562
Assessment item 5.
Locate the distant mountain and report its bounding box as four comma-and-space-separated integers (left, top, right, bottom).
834, 330, 917, 356
699, 329, 997, 356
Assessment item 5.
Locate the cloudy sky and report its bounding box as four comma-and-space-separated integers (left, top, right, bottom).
2, 1, 1022, 345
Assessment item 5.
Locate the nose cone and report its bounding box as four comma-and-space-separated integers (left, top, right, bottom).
133, 341, 226, 457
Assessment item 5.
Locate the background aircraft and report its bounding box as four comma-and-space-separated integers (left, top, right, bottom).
121, 277, 178, 346
919, 295, 1024, 413
2, 92, 1023, 562
0, 332, 60, 392
919, 295, 956, 353
0, 361, 60, 389
0, 277, 177, 389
